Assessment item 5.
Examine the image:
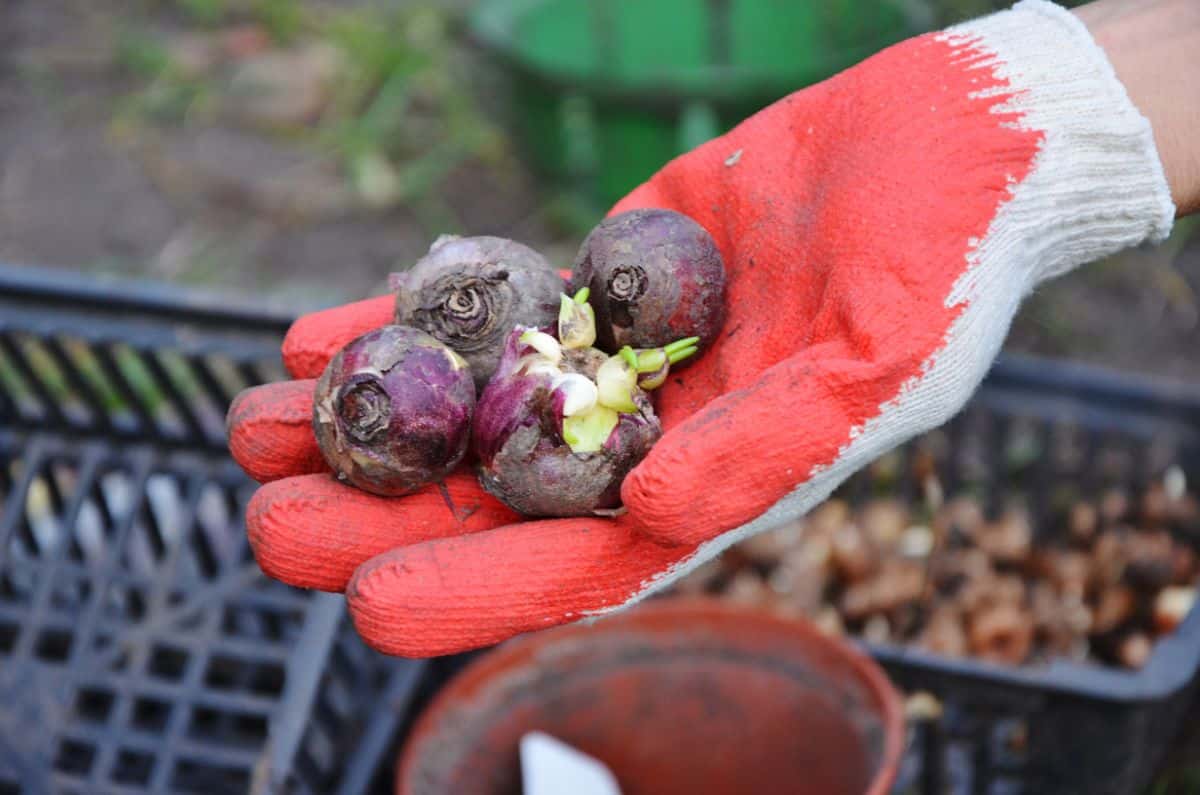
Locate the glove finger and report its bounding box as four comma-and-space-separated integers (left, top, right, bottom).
623, 341, 952, 547
247, 471, 519, 593
346, 515, 694, 657
281, 294, 395, 379
227, 379, 326, 483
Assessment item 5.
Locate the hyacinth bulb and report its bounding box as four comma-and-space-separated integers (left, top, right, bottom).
313, 325, 475, 496
571, 208, 726, 359
471, 290, 698, 517
392, 235, 564, 391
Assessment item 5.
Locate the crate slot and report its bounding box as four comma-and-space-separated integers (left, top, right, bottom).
131, 697, 172, 734
147, 645, 190, 682
135, 349, 207, 444
186, 524, 221, 581
82, 468, 118, 553
1, 441, 47, 560
34, 627, 74, 663
111, 749, 155, 786
191, 481, 241, 571
101, 588, 148, 636
90, 343, 161, 441
0, 620, 18, 654
113, 344, 188, 440
169, 757, 250, 795
53, 739, 95, 777
247, 662, 286, 696
0, 454, 11, 510
0, 348, 19, 420
0, 570, 32, 612
299, 722, 337, 782
42, 337, 115, 434
186, 705, 267, 749
234, 361, 270, 396
0, 333, 70, 427
186, 354, 238, 417
293, 750, 324, 793
72, 687, 116, 727
135, 474, 180, 564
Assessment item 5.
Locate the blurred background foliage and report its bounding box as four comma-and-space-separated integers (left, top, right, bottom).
1, 0, 1195, 384
105, 0, 1091, 224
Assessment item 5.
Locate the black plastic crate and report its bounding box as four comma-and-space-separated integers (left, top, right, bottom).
0, 265, 422, 795
353, 361, 1200, 793
859, 356, 1200, 795
367, 364, 1200, 794
5, 264, 1200, 795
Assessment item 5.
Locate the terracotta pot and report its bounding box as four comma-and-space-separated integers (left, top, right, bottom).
396, 597, 904, 795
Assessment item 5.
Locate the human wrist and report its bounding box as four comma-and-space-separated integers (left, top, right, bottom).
1074, 0, 1200, 216
937, 0, 1174, 284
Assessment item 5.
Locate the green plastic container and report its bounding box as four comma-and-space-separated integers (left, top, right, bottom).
468, 0, 926, 207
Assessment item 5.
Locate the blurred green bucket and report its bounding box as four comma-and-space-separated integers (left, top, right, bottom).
468, 0, 926, 208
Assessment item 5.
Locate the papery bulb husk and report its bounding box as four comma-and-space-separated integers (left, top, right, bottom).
393, 235, 563, 391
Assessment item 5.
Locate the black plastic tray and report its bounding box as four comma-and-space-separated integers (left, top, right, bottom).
863, 356, 1200, 795
0, 265, 420, 794
3, 264, 1198, 794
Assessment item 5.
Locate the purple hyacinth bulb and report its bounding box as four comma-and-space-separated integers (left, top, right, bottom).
571, 208, 726, 359
313, 325, 475, 497
472, 326, 662, 518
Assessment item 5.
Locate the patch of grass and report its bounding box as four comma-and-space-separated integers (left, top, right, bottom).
112, 2, 511, 213
0, 337, 150, 417
0, 324, 237, 426
114, 28, 173, 79
174, 0, 227, 27
117, 75, 213, 126
157, 0, 302, 38
66, 341, 127, 413
317, 4, 511, 213
113, 28, 215, 125
250, 0, 303, 43
18, 339, 71, 406
0, 353, 31, 406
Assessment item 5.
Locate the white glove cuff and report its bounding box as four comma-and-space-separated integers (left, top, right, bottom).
942, 0, 1175, 287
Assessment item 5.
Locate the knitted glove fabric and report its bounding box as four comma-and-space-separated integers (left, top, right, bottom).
618, 0, 1175, 548
228, 0, 1173, 657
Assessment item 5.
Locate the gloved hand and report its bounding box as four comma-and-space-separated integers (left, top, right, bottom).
228, 0, 1173, 657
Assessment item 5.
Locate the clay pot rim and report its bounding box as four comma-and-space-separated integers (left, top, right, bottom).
395, 596, 905, 795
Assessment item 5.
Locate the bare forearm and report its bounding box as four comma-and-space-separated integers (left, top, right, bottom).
1075, 0, 1200, 216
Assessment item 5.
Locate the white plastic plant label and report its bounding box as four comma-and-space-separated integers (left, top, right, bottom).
519, 731, 622, 795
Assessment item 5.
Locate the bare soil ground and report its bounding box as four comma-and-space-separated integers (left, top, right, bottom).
3, 0, 1196, 384
0, 0, 580, 312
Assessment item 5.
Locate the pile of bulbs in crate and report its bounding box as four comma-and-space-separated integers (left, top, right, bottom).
672, 453, 1199, 670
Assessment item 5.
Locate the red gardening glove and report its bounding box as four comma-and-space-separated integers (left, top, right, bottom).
229, 297, 685, 656
229, 0, 1173, 657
